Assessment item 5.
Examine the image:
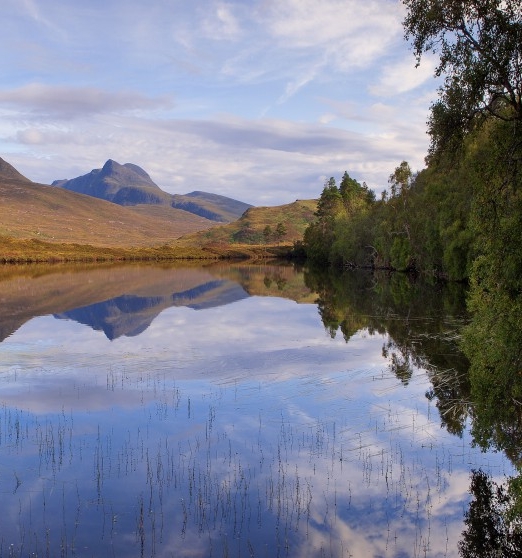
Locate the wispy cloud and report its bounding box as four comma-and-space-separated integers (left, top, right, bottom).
0, 0, 436, 205
368, 55, 437, 97
0, 84, 174, 118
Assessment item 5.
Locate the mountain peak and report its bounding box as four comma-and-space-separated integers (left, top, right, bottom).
99, 159, 159, 189
100, 159, 120, 174
54, 159, 167, 206
0, 157, 31, 182
52, 160, 251, 221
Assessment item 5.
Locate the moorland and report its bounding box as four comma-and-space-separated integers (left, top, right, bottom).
0, 157, 316, 263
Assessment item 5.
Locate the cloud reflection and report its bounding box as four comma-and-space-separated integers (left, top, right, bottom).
0, 265, 514, 557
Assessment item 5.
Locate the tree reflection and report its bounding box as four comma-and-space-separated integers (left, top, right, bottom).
305, 267, 471, 432
459, 281, 522, 552
304, 265, 522, 554
459, 470, 522, 557
462, 286, 522, 467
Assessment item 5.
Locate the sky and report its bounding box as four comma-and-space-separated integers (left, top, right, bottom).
0, 0, 440, 206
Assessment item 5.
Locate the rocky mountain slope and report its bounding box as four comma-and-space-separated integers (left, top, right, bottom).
53, 159, 252, 222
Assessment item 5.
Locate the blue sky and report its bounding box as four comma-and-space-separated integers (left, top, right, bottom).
1, 0, 439, 206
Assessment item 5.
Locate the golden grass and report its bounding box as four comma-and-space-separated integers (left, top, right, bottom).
177, 199, 317, 246
0, 177, 317, 263
0, 235, 297, 263
0, 178, 215, 247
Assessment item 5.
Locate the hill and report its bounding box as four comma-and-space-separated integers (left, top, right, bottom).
0, 157, 317, 262
175, 199, 317, 249
0, 157, 215, 248
53, 160, 252, 222
0, 158, 31, 182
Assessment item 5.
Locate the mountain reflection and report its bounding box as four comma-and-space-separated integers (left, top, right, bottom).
0, 262, 309, 341
54, 280, 249, 340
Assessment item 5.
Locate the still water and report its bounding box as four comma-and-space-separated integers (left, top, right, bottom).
0, 263, 513, 557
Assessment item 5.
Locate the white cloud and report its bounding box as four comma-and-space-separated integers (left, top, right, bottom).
369, 55, 438, 97
202, 2, 243, 40
6, 107, 429, 204
263, 0, 400, 50
0, 0, 437, 205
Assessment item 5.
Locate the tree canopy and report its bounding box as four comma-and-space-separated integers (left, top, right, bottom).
403, 0, 522, 158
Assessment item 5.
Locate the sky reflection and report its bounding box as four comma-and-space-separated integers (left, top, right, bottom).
0, 267, 513, 557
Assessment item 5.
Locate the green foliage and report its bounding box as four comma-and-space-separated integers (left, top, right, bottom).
403, 0, 522, 161
232, 222, 263, 244
315, 177, 343, 220
275, 222, 287, 241
330, 211, 375, 268
458, 119, 522, 463
388, 160, 412, 197
303, 178, 343, 265
304, 173, 377, 266
303, 160, 476, 276
190, 199, 316, 249
461, 265, 522, 463
390, 236, 412, 270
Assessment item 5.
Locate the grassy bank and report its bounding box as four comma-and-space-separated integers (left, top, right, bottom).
0, 236, 294, 263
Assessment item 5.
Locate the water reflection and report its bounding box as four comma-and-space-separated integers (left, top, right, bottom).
305, 269, 472, 437
0, 262, 311, 341
54, 280, 249, 340
0, 263, 515, 557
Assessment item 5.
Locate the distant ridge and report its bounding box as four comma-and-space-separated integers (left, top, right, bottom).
0, 157, 31, 183
54, 160, 252, 222
171, 191, 252, 223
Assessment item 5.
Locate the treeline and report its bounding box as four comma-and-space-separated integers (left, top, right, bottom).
302, 111, 519, 283
302, 0, 521, 287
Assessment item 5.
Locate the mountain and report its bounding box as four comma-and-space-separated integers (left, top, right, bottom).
0, 158, 215, 247
0, 157, 32, 182
52, 159, 171, 206
53, 160, 252, 222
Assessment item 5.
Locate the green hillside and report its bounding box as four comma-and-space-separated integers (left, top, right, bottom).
177, 199, 317, 248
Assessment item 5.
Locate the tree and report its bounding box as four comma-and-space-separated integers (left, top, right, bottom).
315, 177, 343, 221
403, 0, 522, 285
263, 225, 273, 244
339, 171, 375, 214
388, 161, 412, 197
403, 0, 522, 159
385, 161, 416, 270
275, 222, 287, 242
303, 178, 343, 264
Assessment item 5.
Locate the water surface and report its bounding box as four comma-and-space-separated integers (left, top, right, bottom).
0, 263, 512, 557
